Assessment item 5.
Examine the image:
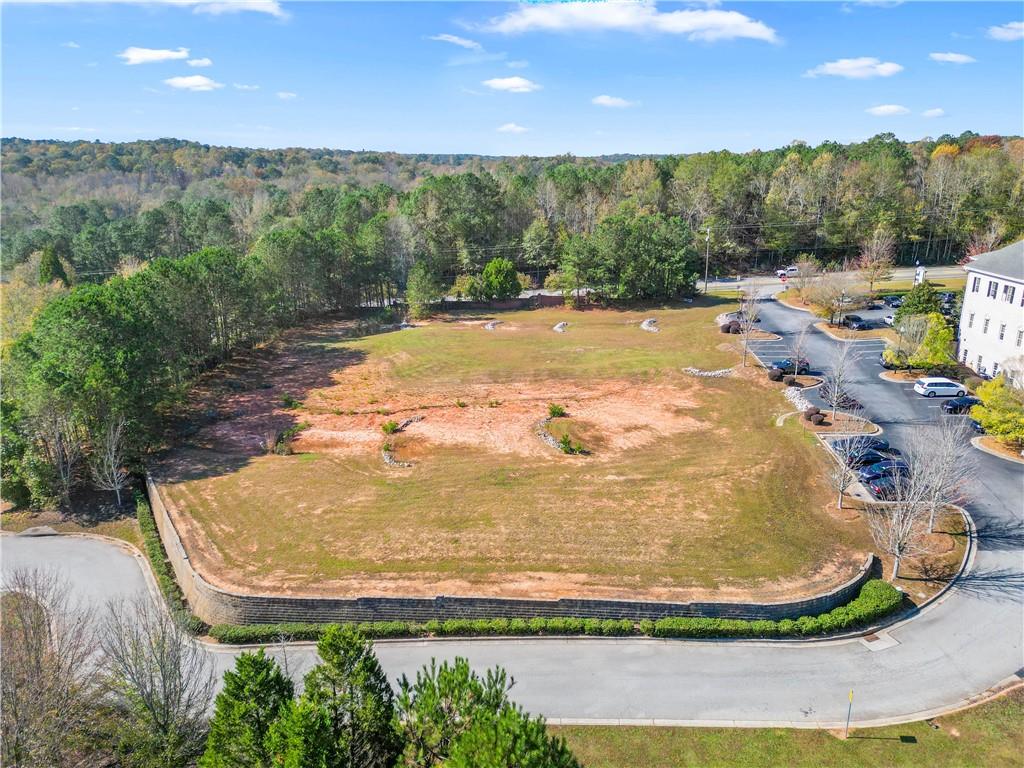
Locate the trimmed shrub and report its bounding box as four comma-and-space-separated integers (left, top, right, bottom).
810, 413, 826, 426
135, 491, 207, 634
720, 324, 732, 334
803, 406, 820, 421
728, 321, 742, 334
783, 375, 797, 386
548, 403, 567, 418
381, 420, 399, 435
767, 368, 784, 382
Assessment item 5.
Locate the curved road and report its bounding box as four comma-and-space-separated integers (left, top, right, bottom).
3, 290, 1022, 728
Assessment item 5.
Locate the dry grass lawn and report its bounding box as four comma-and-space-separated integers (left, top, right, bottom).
156, 302, 872, 601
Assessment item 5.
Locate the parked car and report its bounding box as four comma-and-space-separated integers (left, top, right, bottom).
844, 448, 899, 469
832, 436, 894, 454
883, 314, 895, 326
913, 377, 967, 398
771, 357, 811, 375
882, 295, 903, 308
857, 459, 910, 484
969, 418, 985, 434
942, 395, 981, 414
867, 476, 901, 500
840, 314, 870, 331
939, 292, 957, 302
776, 266, 799, 278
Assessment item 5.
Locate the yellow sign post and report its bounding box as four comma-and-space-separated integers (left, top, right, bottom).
844, 689, 854, 738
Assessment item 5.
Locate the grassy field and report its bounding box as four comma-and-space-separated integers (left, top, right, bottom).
554, 687, 1024, 768
159, 302, 873, 600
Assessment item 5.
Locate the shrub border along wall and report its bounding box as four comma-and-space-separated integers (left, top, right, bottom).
207, 580, 903, 644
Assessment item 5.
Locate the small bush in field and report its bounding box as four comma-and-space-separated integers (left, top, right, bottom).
548, 403, 567, 418
488, 399, 502, 408
382, 441, 393, 452
783, 374, 797, 386
455, 399, 467, 408
558, 433, 586, 455
767, 368, 784, 382
381, 420, 399, 435
280, 393, 301, 409
810, 413, 825, 426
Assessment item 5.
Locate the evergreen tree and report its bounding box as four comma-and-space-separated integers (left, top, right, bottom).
907, 312, 956, 371
479, 257, 521, 301
38, 245, 68, 286
200, 649, 294, 768
894, 281, 941, 323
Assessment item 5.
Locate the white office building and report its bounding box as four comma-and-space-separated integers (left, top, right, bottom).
958, 239, 1024, 384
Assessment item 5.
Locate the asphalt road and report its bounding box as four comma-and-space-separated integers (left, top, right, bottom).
3, 284, 1021, 728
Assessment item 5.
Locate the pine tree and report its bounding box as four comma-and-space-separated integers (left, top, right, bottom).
38, 245, 68, 286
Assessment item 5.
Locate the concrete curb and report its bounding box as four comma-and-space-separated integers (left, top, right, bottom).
813, 322, 892, 344
971, 436, 1024, 465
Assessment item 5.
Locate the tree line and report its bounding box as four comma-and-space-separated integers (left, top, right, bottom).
2, 568, 578, 768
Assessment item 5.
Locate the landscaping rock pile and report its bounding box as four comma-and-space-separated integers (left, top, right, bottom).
552, 322, 568, 333
782, 386, 814, 412
640, 318, 659, 333
681, 366, 734, 378
381, 446, 412, 468
533, 418, 562, 451
395, 415, 425, 432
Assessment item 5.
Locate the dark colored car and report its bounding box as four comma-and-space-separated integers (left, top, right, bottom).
857, 459, 910, 483
942, 395, 981, 414
841, 314, 870, 330
845, 448, 898, 469
771, 358, 811, 375
832, 436, 892, 454
969, 418, 985, 434
867, 476, 901, 501
883, 295, 903, 308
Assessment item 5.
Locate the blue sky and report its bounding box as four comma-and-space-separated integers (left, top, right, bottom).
2, 1, 1022, 155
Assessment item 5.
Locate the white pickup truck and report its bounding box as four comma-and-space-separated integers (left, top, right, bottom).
776, 266, 799, 278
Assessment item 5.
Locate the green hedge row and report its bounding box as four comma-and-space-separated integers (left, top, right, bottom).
208, 579, 903, 645
134, 490, 207, 634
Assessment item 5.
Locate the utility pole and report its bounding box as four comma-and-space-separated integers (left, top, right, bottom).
703, 226, 711, 294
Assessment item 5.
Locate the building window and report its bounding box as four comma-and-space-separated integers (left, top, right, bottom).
1017, 329, 1023, 348
961, 348, 969, 363
993, 362, 1000, 377
977, 355, 984, 373
983, 317, 990, 334
972, 276, 981, 293
999, 323, 1006, 340
1003, 284, 1016, 304
987, 280, 998, 298
968, 313, 975, 328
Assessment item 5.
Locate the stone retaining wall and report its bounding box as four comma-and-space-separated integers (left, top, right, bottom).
147, 476, 877, 626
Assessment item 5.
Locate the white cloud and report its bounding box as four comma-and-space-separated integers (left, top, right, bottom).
480, 2, 777, 43
276, 91, 298, 100
922, 108, 945, 118
7, 0, 286, 17
506, 59, 529, 69
929, 52, 975, 64
233, 83, 260, 91
865, 104, 909, 116
118, 46, 189, 65
164, 75, 224, 91
482, 76, 541, 93
497, 122, 528, 133
61, 41, 80, 48
987, 21, 1024, 41
804, 57, 903, 78
592, 94, 635, 108
429, 33, 482, 51
187, 57, 213, 67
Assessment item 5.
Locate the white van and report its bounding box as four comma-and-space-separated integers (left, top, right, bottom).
913, 377, 966, 398
776, 266, 799, 278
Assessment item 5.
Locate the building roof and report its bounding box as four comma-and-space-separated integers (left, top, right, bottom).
966, 239, 1024, 282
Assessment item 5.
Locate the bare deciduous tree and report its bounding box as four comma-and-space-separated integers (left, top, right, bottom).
825, 423, 874, 511
1, 568, 102, 768
856, 228, 896, 294
804, 271, 861, 325
890, 314, 930, 362
789, 322, 813, 364
99, 597, 214, 768
33, 406, 84, 506
89, 413, 130, 507
791, 254, 820, 297
866, 470, 932, 580
820, 342, 856, 422
737, 288, 765, 367
904, 418, 975, 533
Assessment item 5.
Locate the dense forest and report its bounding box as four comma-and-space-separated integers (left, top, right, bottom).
1, 131, 1022, 509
